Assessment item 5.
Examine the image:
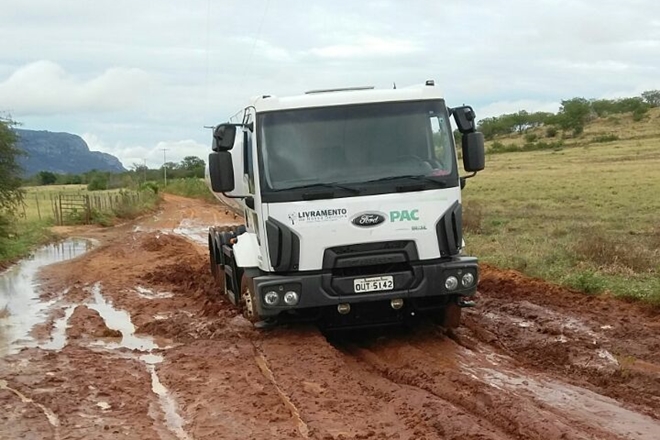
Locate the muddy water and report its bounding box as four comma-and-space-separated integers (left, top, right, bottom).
88, 283, 190, 439
0, 239, 93, 355
87, 283, 159, 351
134, 218, 211, 246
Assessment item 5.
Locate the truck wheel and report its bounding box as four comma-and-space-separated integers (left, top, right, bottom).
208, 233, 219, 280
240, 274, 259, 323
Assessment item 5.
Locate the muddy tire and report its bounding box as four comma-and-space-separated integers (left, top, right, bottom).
240, 274, 259, 323
208, 233, 219, 280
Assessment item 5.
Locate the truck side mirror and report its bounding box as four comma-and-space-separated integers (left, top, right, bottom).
208, 152, 235, 192
212, 124, 237, 151
452, 106, 476, 134
462, 132, 485, 172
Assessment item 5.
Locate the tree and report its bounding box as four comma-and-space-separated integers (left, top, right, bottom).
87, 175, 108, 191
591, 99, 616, 117
641, 90, 660, 108
0, 117, 24, 218
557, 98, 592, 136
178, 156, 205, 178
180, 156, 205, 170
38, 170, 57, 185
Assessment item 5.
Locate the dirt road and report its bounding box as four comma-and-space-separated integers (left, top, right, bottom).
1, 194, 659, 439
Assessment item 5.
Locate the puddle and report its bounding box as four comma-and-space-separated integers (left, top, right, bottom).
87, 283, 189, 439
172, 219, 208, 245
146, 360, 191, 440
473, 366, 660, 439
87, 283, 158, 351
134, 219, 209, 246
134, 286, 174, 300
0, 239, 94, 355
38, 305, 76, 351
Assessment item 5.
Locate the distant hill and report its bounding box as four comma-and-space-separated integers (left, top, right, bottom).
14, 129, 126, 176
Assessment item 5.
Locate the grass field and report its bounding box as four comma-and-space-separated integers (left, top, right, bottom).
17, 185, 122, 223
162, 178, 216, 203
465, 109, 660, 304
1, 185, 160, 267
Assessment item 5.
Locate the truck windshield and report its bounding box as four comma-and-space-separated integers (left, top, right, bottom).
258, 100, 456, 194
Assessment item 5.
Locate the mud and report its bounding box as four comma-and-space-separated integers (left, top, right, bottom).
66, 305, 122, 339
1, 193, 659, 439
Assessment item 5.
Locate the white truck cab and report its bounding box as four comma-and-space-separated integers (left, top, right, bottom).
206, 80, 485, 330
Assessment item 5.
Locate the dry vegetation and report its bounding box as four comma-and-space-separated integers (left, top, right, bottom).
465, 108, 660, 304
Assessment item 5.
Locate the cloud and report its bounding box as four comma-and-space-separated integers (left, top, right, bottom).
0, 61, 151, 116
82, 132, 208, 169
478, 100, 561, 120
2, 0, 660, 158
308, 37, 422, 59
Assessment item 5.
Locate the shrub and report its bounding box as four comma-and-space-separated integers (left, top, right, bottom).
545, 126, 558, 138
87, 175, 108, 191
524, 133, 539, 143
564, 271, 607, 294
462, 201, 483, 234
111, 190, 159, 220
163, 178, 215, 202
593, 133, 619, 143
489, 141, 519, 154
572, 232, 657, 273
632, 107, 648, 122
139, 181, 159, 194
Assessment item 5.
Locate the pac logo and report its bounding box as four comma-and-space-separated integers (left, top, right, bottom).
389, 209, 419, 222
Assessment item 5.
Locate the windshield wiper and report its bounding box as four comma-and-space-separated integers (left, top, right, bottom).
364, 175, 449, 187
272, 182, 361, 194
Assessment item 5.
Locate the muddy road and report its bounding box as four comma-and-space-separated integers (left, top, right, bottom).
1, 194, 659, 440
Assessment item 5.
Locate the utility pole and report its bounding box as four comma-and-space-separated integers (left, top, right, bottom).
161, 148, 169, 186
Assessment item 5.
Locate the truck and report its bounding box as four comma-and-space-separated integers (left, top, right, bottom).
205, 80, 485, 330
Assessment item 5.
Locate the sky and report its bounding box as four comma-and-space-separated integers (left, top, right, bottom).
1, 0, 659, 169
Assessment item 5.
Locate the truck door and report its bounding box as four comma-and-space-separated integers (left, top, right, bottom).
242, 108, 265, 268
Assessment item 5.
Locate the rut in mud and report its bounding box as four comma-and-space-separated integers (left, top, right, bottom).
1, 194, 659, 440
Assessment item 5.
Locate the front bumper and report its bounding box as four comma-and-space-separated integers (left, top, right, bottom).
251, 256, 478, 318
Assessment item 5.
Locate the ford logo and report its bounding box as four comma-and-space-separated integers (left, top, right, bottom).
352, 213, 386, 227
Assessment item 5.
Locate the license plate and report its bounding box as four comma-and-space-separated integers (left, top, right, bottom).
353, 276, 394, 293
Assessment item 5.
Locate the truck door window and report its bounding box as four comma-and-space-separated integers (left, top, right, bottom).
430, 114, 452, 172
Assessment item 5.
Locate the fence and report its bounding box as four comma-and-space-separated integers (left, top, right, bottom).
35, 191, 147, 225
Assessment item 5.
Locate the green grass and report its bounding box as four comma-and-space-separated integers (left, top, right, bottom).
17, 185, 160, 226
0, 219, 57, 269
18, 185, 129, 223
465, 131, 660, 305
162, 178, 216, 203
1, 185, 160, 268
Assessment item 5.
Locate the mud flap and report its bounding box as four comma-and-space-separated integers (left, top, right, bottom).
240, 274, 260, 323
442, 302, 462, 329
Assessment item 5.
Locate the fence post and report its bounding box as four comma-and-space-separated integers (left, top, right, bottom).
59, 194, 63, 226
85, 195, 91, 224
35, 195, 41, 221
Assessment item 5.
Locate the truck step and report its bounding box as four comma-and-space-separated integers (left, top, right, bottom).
457, 299, 476, 308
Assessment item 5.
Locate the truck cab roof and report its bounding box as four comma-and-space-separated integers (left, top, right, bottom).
250, 82, 445, 113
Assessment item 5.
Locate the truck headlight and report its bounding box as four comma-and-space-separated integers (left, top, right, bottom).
461, 273, 475, 288
445, 276, 459, 291
283, 291, 299, 306
264, 291, 280, 306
